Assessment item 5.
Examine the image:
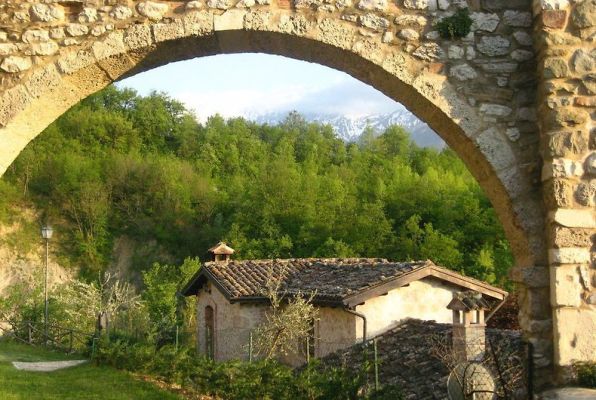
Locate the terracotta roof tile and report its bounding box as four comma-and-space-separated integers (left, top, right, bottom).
203, 258, 430, 303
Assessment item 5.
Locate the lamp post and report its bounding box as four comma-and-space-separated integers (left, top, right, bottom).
41, 225, 53, 344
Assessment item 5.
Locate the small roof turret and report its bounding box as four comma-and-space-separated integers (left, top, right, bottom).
209, 242, 235, 255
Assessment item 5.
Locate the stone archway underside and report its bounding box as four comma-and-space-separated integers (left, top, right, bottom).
0, 0, 593, 388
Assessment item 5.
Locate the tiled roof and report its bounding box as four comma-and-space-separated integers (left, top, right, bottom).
182, 257, 508, 305
202, 258, 428, 304
320, 319, 526, 400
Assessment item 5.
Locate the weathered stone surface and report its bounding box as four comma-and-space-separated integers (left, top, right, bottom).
184, 11, 213, 36
470, 12, 499, 32
547, 131, 588, 157
22, 30, 49, 44
66, 24, 89, 37
550, 265, 583, 307
30, 4, 64, 23
586, 152, 596, 175
30, 42, 59, 56
356, 0, 386, 11
137, 1, 169, 20
551, 209, 596, 228
479, 103, 512, 116
153, 20, 185, 42
448, 45, 464, 59
542, 9, 567, 29
186, 1, 203, 9
549, 248, 591, 264
475, 127, 515, 171
403, 0, 427, 9
394, 15, 427, 26
553, 308, 596, 366
542, 158, 584, 180
539, 0, 569, 10
513, 31, 533, 46
572, 0, 596, 29
511, 49, 533, 61
0, 56, 31, 73
0, 44, 18, 56
503, 10, 532, 27
571, 50, 594, 73
110, 6, 134, 20
477, 36, 510, 56
574, 182, 595, 206
551, 226, 594, 248
359, 14, 389, 31
78, 8, 98, 24
450, 64, 477, 81
398, 28, 419, 40
412, 43, 443, 61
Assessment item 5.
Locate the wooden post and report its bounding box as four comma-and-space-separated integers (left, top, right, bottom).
249, 332, 253, 363
175, 325, 179, 351
306, 336, 310, 364
28, 323, 32, 344
373, 338, 379, 392
68, 330, 74, 353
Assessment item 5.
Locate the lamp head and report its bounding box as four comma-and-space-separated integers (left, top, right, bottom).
41, 226, 53, 240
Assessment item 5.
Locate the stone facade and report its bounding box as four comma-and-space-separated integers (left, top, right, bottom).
0, 0, 593, 388
196, 276, 481, 366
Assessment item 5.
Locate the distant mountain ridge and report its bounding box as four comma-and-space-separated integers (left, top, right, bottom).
249, 110, 444, 148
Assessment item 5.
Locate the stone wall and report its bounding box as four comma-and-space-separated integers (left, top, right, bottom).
532, 0, 596, 381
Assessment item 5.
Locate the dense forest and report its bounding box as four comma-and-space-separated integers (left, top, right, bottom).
0, 86, 513, 287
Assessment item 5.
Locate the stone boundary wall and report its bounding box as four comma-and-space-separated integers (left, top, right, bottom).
532, 0, 596, 382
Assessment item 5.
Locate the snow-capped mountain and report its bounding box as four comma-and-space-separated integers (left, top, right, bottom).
249, 110, 444, 148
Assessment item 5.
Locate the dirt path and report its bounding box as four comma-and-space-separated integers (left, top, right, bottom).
12, 360, 87, 372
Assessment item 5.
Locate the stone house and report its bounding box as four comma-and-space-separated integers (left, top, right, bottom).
181, 243, 508, 366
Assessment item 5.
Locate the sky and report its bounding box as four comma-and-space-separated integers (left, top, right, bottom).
117, 53, 408, 122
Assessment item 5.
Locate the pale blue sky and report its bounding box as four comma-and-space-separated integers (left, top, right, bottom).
117, 53, 405, 121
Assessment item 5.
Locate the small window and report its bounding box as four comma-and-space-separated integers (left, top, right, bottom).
205, 306, 215, 359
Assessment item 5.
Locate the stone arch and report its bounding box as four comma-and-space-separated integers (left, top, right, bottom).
0, 4, 544, 268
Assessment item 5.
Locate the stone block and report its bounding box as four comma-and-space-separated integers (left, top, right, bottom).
543, 57, 569, 79
214, 9, 246, 31
0, 84, 31, 127
153, 20, 186, 42
183, 11, 214, 36
543, 178, 573, 208
571, 0, 595, 29
546, 130, 588, 158
550, 265, 583, 307
553, 307, 596, 366
474, 127, 515, 171
542, 158, 584, 180
551, 226, 594, 248
549, 248, 591, 265
542, 9, 567, 29
24, 64, 62, 98
57, 50, 96, 74
123, 24, 153, 50
92, 32, 126, 60
550, 209, 596, 228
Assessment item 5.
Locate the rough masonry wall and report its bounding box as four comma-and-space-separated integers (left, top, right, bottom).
196, 282, 267, 361
533, 0, 596, 381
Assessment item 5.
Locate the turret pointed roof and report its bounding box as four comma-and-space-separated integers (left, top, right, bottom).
208, 242, 235, 255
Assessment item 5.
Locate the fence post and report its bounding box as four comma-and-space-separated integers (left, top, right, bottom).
306, 336, 310, 364
373, 338, 379, 392
69, 330, 74, 353
249, 331, 253, 363
28, 323, 32, 344
527, 341, 534, 400
175, 326, 179, 352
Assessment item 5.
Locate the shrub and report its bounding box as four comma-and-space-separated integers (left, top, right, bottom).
575, 362, 596, 388
436, 8, 472, 39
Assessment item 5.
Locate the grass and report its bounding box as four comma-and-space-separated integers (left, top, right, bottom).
0, 340, 183, 400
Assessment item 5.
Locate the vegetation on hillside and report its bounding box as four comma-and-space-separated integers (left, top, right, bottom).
0, 86, 513, 287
